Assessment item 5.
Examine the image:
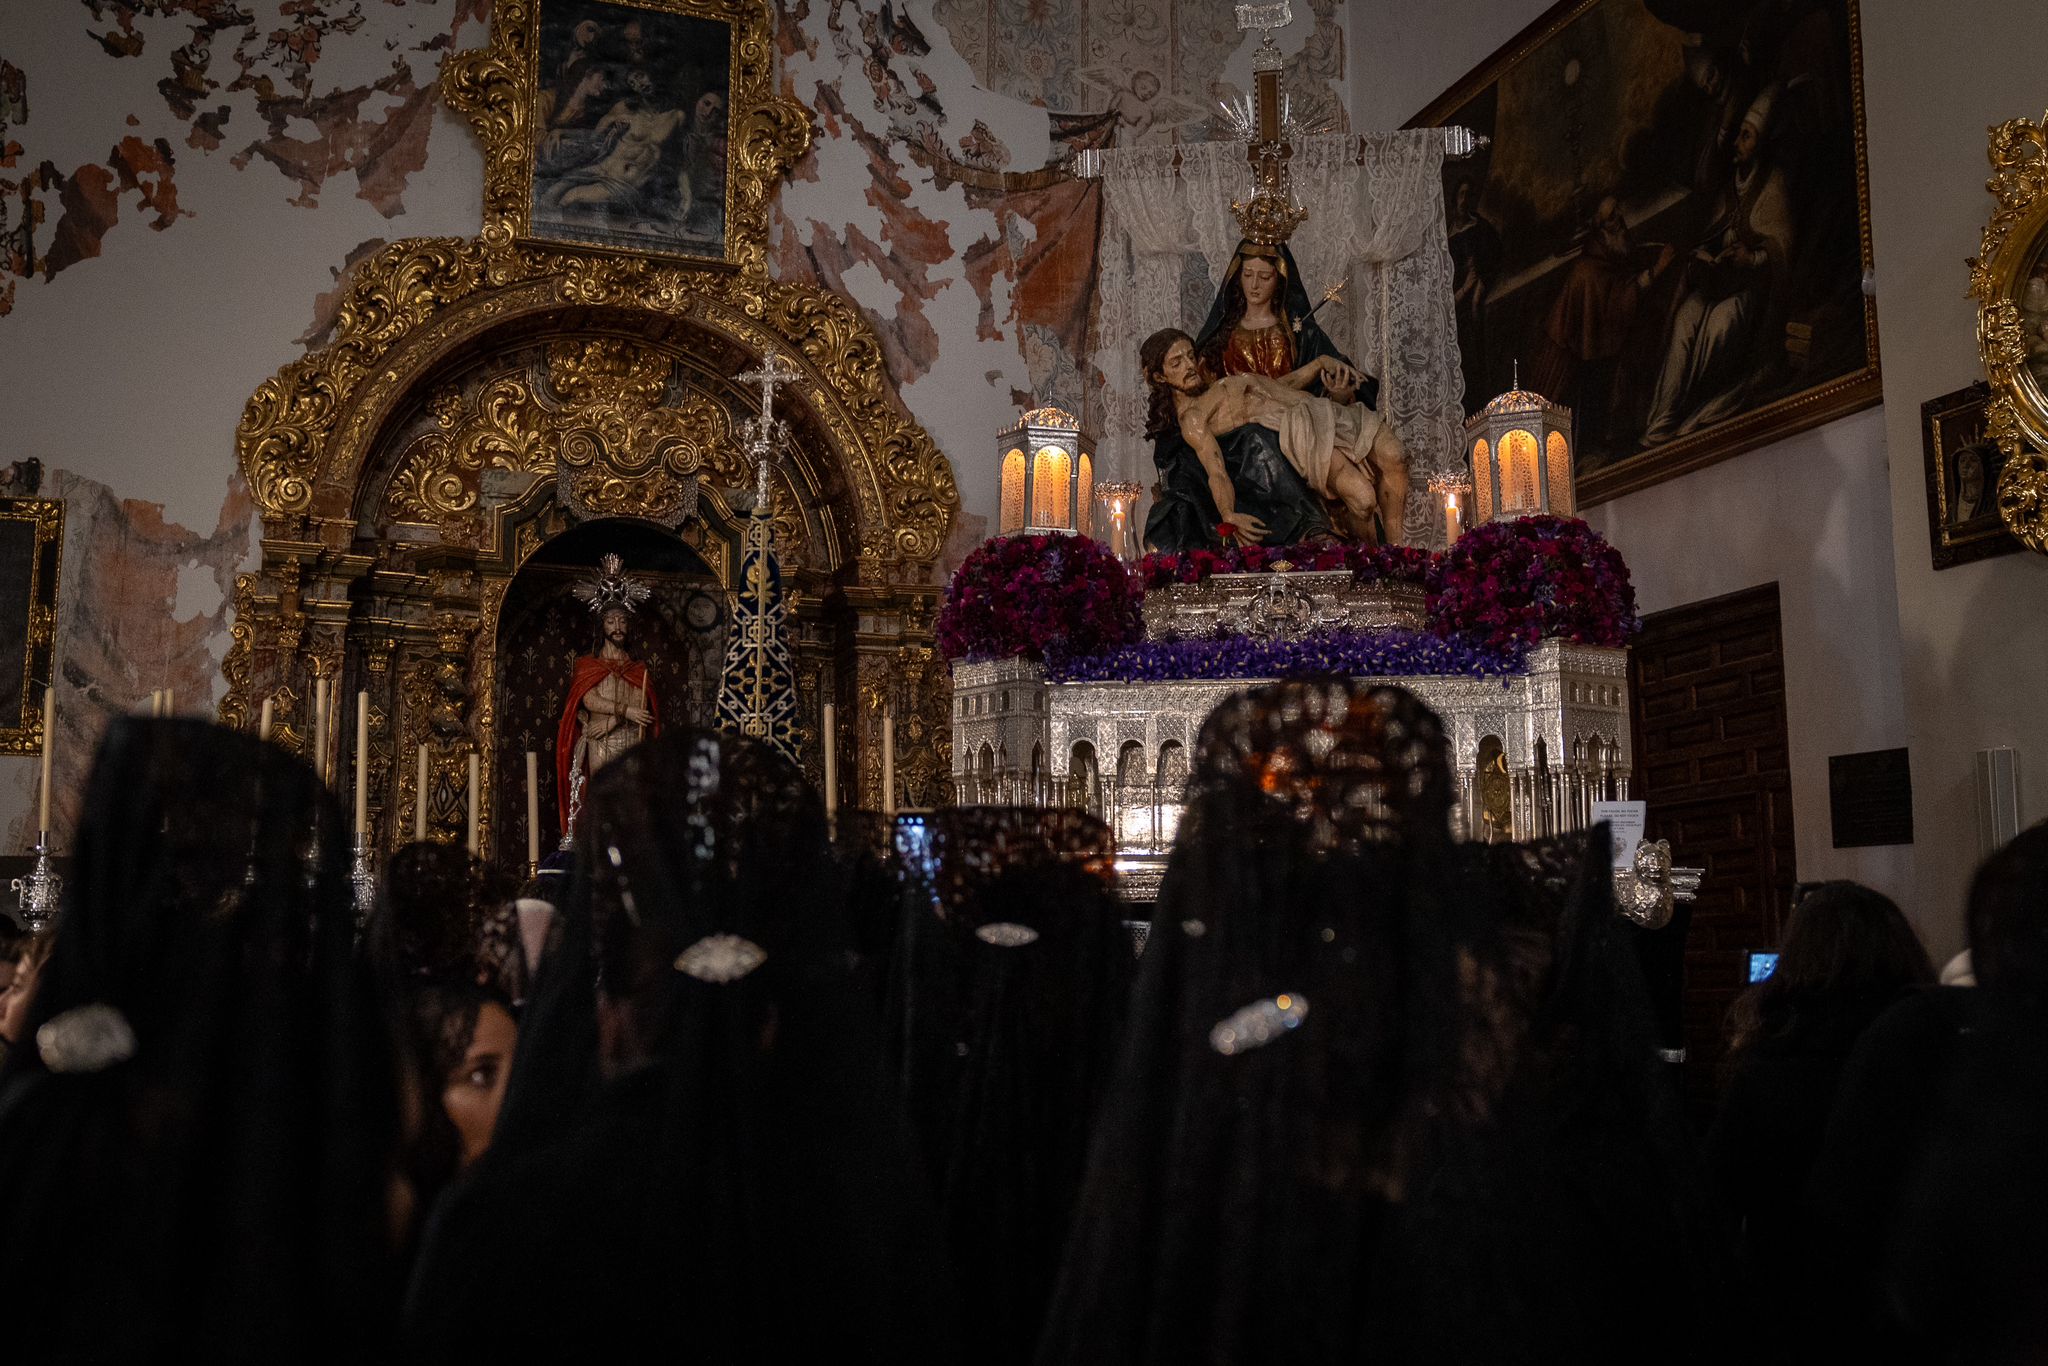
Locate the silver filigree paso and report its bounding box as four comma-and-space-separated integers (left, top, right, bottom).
1208, 993, 1309, 1056
37, 1003, 139, 1074
673, 934, 767, 984
974, 922, 1040, 948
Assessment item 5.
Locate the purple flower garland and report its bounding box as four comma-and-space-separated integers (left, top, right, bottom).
1048, 628, 1526, 684
940, 518, 1639, 671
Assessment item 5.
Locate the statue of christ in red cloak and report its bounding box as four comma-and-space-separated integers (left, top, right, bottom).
556, 601, 659, 835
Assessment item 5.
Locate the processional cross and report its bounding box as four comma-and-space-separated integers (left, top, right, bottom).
737, 348, 802, 505
715, 348, 805, 760
1225, 0, 1308, 247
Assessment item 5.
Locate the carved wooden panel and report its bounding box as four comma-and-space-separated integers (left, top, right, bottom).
1629, 582, 1796, 1113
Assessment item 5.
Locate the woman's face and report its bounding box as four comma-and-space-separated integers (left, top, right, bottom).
441, 1001, 517, 1171
0, 952, 40, 1046
1239, 256, 1280, 310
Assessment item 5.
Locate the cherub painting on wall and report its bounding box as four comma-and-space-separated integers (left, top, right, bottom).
529, 0, 733, 262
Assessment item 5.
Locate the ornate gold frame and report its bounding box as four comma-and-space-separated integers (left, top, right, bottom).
463, 0, 805, 271
1968, 111, 2048, 554
0, 497, 63, 756
222, 0, 958, 865
1408, 0, 1883, 507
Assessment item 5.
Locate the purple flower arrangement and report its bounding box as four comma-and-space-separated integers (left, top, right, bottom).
1428, 515, 1641, 653
936, 533, 1144, 664
1047, 628, 1527, 684
939, 518, 1639, 677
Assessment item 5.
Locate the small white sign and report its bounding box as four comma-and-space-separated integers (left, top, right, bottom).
1593, 800, 1648, 868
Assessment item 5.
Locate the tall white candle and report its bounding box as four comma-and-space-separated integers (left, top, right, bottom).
38, 687, 54, 834
466, 753, 481, 856
258, 697, 274, 741
163, 688, 173, 715
414, 744, 430, 841
822, 702, 838, 818
353, 690, 370, 838
313, 677, 329, 785
525, 750, 540, 870
881, 709, 896, 816
148, 688, 161, 717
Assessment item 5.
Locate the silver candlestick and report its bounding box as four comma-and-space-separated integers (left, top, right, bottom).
350, 833, 377, 927
11, 831, 63, 934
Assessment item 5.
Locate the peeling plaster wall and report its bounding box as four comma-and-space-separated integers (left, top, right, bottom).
0, 0, 1355, 847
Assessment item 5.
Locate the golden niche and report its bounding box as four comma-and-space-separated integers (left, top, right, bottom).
221, 0, 962, 871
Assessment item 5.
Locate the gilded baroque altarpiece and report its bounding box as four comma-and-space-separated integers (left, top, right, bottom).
222, 0, 959, 866
1970, 110, 2048, 555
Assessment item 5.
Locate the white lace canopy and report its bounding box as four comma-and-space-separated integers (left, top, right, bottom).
1091, 130, 1462, 546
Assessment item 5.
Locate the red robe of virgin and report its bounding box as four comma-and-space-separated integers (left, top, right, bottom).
555, 656, 659, 833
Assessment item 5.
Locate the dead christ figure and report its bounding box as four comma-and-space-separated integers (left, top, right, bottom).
1142, 327, 1410, 547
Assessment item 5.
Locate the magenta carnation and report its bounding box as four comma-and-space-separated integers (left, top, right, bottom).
937, 534, 1144, 663
1428, 515, 1641, 652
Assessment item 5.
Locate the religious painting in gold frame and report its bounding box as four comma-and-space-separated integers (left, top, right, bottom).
1408, 0, 1881, 506
505, 0, 745, 266
0, 497, 62, 756
1921, 381, 2020, 571
1969, 112, 2048, 555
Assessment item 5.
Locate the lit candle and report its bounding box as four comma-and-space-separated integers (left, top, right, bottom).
881, 708, 896, 816
822, 702, 838, 818
313, 677, 329, 785
353, 690, 369, 839
258, 697, 274, 742
525, 750, 540, 871
1445, 490, 1464, 544
466, 752, 481, 857
162, 688, 173, 715
414, 744, 430, 842
37, 686, 54, 834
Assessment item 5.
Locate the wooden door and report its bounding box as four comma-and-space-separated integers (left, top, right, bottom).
1629, 583, 1797, 1112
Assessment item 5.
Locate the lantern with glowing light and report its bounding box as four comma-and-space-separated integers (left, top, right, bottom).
1463, 376, 1576, 524
997, 407, 1096, 537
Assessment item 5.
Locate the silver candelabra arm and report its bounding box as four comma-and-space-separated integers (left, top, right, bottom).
11, 831, 63, 934
1613, 838, 1703, 929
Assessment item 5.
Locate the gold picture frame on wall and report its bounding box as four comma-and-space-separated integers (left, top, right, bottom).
0, 497, 63, 756
1968, 112, 2048, 554
1922, 381, 2021, 570
447, 0, 810, 274
1408, 0, 1881, 506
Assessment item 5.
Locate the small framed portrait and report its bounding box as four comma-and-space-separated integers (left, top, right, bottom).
1922, 381, 2020, 570
0, 495, 62, 755
527, 0, 735, 263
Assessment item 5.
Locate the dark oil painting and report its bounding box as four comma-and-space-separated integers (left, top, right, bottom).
530, 0, 733, 260
1412, 0, 1880, 502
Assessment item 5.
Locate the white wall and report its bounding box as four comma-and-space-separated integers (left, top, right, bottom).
1859, 0, 2048, 954
1350, 0, 1932, 932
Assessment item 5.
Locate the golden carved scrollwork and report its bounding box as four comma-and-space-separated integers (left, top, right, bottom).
1968, 112, 2048, 552
235, 236, 955, 565
383, 338, 739, 532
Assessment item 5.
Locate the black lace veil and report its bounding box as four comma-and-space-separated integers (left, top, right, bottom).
405, 728, 955, 1359
0, 718, 398, 1360
891, 806, 1134, 1364
1036, 680, 1490, 1363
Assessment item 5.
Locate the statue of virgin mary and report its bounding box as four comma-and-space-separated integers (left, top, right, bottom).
1194, 240, 1380, 409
